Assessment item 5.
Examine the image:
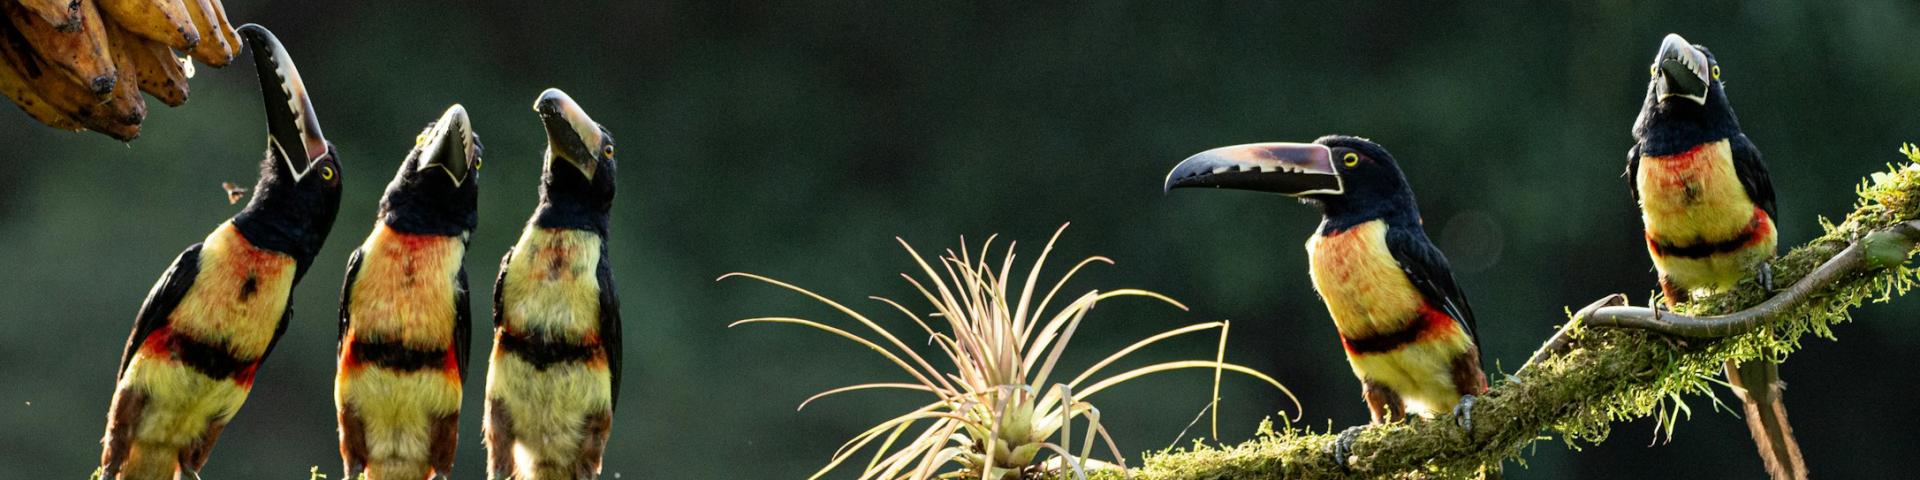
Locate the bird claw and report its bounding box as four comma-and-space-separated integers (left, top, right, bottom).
1756, 262, 1775, 292
1330, 425, 1368, 471
1452, 394, 1479, 431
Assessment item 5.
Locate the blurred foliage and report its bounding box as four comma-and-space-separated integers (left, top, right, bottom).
1, 1, 1917, 479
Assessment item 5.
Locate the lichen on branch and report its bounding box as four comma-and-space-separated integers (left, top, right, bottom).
1077, 145, 1920, 480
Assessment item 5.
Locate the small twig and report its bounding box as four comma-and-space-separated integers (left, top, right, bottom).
1166, 401, 1217, 451
1520, 294, 1626, 373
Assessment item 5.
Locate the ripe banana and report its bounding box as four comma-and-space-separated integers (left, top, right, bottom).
2, 0, 239, 138
0, 51, 86, 131
109, 21, 184, 106
103, 21, 143, 125
15, 0, 81, 30
181, 0, 229, 67
2, 25, 138, 139
206, 0, 235, 49
96, 0, 196, 51
4, 0, 116, 96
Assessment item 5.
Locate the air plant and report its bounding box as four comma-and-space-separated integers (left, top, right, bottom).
725, 224, 1296, 480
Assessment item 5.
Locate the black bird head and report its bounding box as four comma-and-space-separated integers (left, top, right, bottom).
532, 88, 617, 233
377, 104, 482, 236
231, 24, 343, 270
1166, 135, 1420, 232
1633, 33, 1743, 155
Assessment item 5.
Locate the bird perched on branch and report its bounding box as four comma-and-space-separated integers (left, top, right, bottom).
1628, 33, 1800, 480
335, 104, 483, 480
484, 88, 622, 480
97, 24, 342, 480
1165, 136, 1487, 469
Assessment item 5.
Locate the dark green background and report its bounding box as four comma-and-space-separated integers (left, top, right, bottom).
3, 1, 1917, 478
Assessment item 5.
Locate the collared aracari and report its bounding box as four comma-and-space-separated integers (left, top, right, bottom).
1165, 136, 1486, 467
483, 88, 622, 480
1629, 34, 1801, 480
98, 24, 343, 480
335, 105, 483, 480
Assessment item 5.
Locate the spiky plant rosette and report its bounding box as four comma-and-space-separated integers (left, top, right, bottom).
725, 224, 1297, 480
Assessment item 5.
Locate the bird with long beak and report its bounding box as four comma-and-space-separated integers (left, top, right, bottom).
335, 105, 483, 480
1165, 136, 1486, 469
98, 24, 343, 480
1629, 34, 1798, 479
483, 88, 622, 480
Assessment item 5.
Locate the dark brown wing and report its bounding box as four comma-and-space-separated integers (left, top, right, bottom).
1730, 134, 1778, 221
338, 248, 364, 348
1385, 227, 1478, 346
1626, 143, 1642, 203
454, 265, 473, 382
493, 247, 513, 328
597, 250, 622, 412
118, 244, 202, 378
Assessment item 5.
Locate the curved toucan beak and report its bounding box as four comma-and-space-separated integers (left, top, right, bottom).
535, 88, 604, 180
1653, 33, 1711, 105
239, 24, 329, 181
417, 104, 477, 186
1164, 142, 1343, 196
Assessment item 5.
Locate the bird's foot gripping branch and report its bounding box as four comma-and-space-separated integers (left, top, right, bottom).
1077, 145, 1920, 480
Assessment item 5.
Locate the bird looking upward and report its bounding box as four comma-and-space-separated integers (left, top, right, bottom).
1628, 33, 1800, 480
98, 24, 343, 480
335, 104, 483, 480
484, 88, 623, 480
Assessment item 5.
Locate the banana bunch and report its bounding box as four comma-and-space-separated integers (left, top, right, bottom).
0, 0, 240, 141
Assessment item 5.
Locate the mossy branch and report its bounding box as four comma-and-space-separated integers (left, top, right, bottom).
1523, 219, 1920, 365
1075, 147, 1920, 480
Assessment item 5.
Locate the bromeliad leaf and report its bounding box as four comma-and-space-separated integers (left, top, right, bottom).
726, 224, 1296, 479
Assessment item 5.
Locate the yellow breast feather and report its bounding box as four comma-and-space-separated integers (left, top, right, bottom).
485, 347, 612, 464
121, 355, 252, 445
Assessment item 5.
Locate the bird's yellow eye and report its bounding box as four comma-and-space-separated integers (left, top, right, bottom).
1342, 152, 1360, 167
1711, 65, 1721, 80
601, 145, 615, 158
319, 166, 335, 180
1649, 64, 1658, 77
415, 131, 427, 146
474, 156, 482, 171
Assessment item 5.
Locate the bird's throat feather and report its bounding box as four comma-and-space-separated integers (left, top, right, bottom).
1638, 140, 1762, 245
165, 223, 296, 360
1307, 221, 1424, 340
346, 225, 466, 351
501, 227, 603, 341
